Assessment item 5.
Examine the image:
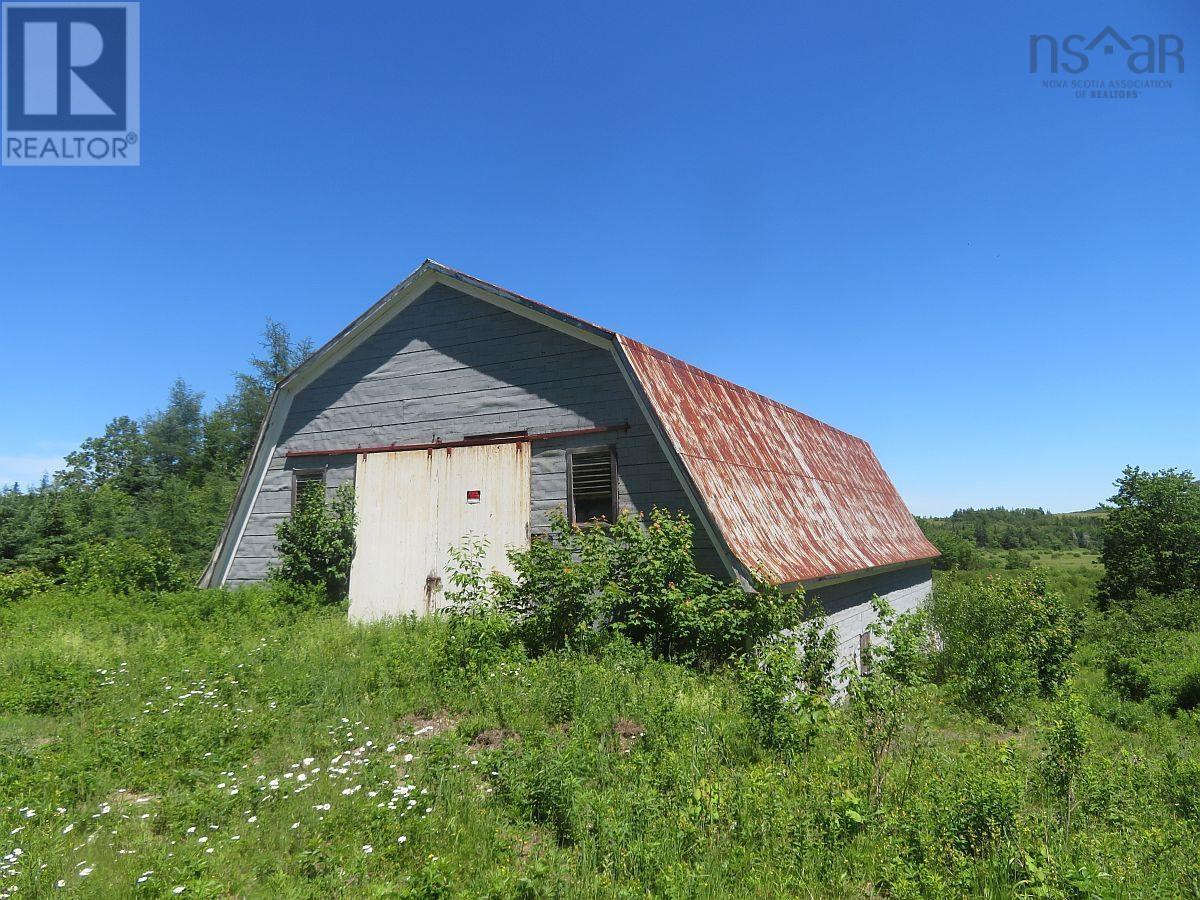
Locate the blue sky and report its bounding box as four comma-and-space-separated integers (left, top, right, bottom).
1, 0, 1196, 515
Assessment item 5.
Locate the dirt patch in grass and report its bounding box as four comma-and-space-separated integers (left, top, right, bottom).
516, 830, 545, 859
613, 718, 644, 753
469, 728, 521, 752
398, 711, 460, 740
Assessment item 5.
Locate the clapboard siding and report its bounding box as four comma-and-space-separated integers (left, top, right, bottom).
290, 353, 622, 416
226, 283, 720, 584
808, 563, 933, 668
291, 378, 634, 439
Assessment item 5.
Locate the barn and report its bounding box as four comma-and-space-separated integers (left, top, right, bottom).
200, 261, 938, 663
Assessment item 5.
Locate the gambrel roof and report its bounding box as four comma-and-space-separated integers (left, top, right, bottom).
201, 260, 936, 589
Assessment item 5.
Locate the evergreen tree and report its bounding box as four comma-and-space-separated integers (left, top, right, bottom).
143, 379, 205, 481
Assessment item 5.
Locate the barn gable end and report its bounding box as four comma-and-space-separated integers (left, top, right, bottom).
218, 280, 722, 586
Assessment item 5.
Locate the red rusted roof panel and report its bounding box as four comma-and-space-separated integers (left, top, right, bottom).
619, 336, 938, 584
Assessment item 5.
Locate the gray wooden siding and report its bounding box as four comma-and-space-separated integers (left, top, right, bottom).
808, 563, 933, 668
225, 284, 721, 585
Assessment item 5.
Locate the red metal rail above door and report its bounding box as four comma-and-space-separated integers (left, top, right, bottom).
283, 422, 630, 459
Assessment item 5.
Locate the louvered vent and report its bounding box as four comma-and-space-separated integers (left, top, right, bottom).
292, 470, 326, 510
571, 452, 612, 495
570, 450, 615, 523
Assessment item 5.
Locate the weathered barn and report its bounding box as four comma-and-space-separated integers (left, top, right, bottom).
201, 261, 937, 662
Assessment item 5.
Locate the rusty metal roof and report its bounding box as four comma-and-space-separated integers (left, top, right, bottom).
617, 336, 938, 585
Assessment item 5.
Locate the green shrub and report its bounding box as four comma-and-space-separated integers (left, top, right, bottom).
1106, 589, 1200, 634
497, 514, 611, 654
792, 594, 839, 695
453, 509, 805, 668
1040, 694, 1089, 837
1104, 654, 1152, 702
599, 511, 804, 667
844, 597, 927, 809
444, 535, 509, 616
64, 538, 187, 594
738, 611, 835, 754
441, 535, 522, 675
1170, 665, 1200, 712
437, 611, 521, 681
1005, 549, 1032, 570
0, 568, 54, 603
271, 482, 356, 603
929, 574, 1079, 722
878, 607, 936, 686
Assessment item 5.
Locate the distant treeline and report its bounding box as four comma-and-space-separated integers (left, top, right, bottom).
920, 507, 1104, 553
0, 323, 311, 578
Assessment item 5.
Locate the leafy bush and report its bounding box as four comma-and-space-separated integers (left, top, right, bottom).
1104, 654, 1152, 702
792, 595, 840, 695
453, 509, 806, 668
1040, 694, 1089, 837
444, 535, 509, 617
929, 574, 1079, 722
1104, 588, 1200, 635
440, 536, 522, 675
1005, 549, 1032, 570
1099, 466, 1200, 604
599, 511, 804, 666
271, 482, 356, 603
878, 607, 936, 686
738, 606, 835, 754
0, 568, 54, 603
64, 538, 187, 594
1170, 665, 1200, 712
493, 514, 611, 654
844, 597, 927, 809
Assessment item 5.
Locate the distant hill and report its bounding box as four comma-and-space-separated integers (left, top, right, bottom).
917, 506, 1104, 552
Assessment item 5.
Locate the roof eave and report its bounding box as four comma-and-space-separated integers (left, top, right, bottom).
790, 555, 940, 594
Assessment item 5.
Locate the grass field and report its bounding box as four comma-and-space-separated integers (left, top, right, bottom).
2, 554, 1199, 898
975, 549, 1102, 570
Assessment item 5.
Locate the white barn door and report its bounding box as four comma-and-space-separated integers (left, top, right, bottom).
348, 443, 530, 621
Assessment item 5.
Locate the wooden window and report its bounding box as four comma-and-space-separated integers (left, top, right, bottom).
567, 447, 617, 525
291, 468, 326, 510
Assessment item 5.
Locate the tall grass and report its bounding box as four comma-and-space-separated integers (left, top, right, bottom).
1, 567, 1198, 897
